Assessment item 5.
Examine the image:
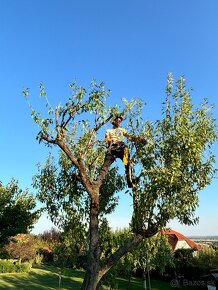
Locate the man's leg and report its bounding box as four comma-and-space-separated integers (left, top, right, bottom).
111, 144, 133, 188
125, 163, 132, 188
123, 146, 132, 188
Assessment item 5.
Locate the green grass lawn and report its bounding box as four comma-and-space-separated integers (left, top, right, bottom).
0, 265, 83, 290
115, 276, 199, 290
0, 265, 199, 290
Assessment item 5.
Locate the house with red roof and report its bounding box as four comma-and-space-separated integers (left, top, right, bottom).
162, 228, 198, 252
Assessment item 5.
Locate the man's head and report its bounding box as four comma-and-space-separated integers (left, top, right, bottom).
112, 116, 124, 128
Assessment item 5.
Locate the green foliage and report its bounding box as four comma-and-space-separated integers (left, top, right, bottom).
28, 76, 217, 233
192, 246, 218, 272
59, 220, 88, 268
99, 225, 174, 285
33, 153, 124, 230
0, 259, 31, 273
34, 253, 44, 266
38, 226, 87, 268
129, 75, 217, 232
0, 179, 40, 246
116, 233, 174, 276
33, 154, 87, 227
99, 167, 124, 215
173, 248, 196, 276
146, 234, 175, 274
25, 81, 119, 175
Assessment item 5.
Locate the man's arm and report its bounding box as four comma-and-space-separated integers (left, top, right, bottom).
123, 130, 147, 145
105, 129, 112, 147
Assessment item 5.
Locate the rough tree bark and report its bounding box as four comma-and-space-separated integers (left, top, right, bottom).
80, 199, 101, 290
80, 154, 114, 290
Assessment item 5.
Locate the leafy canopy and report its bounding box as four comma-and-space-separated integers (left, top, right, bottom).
0, 179, 40, 246
26, 75, 217, 234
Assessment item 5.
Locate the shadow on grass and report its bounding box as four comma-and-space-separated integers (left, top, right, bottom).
116, 277, 200, 290
115, 276, 146, 290
0, 265, 84, 290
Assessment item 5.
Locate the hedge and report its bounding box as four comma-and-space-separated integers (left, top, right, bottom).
0, 259, 31, 273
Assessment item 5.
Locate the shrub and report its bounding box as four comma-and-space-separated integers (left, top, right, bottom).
0, 259, 31, 273
0, 259, 15, 273
34, 253, 43, 266
192, 246, 218, 272
14, 261, 31, 273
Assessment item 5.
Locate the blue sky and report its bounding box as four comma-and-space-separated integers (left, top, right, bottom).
1, 0, 218, 236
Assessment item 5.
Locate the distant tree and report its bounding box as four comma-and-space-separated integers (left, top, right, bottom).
39, 227, 61, 243
0, 179, 40, 246
5, 234, 37, 263
58, 217, 88, 268
26, 75, 217, 290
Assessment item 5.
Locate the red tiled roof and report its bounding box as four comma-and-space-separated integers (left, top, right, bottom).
41, 246, 52, 253
162, 228, 198, 251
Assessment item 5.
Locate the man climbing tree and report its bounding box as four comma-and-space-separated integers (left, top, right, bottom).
105, 115, 147, 187
25, 74, 217, 290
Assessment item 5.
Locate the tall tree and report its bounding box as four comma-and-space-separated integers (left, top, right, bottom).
0, 179, 40, 246
26, 75, 217, 290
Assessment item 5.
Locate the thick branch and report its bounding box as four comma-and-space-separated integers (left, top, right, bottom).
57, 142, 94, 193
55, 108, 59, 128
93, 115, 113, 133
98, 234, 143, 280
99, 224, 158, 281
41, 136, 85, 178
81, 115, 113, 158
96, 153, 115, 187
81, 131, 96, 158
41, 134, 95, 196
54, 140, 79, 167
41, 134, 57, 145
77, 157, 92, 189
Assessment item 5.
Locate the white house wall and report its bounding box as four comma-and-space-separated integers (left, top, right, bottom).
175, 240, 191, 250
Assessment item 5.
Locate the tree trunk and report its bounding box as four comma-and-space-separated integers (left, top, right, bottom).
81, 198, 101, 290
79, 154, 157, 289
80, 154, 115, 290
127, 266, 132, 290
81, 271, 99, 290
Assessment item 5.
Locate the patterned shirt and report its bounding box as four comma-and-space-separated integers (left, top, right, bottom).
105, 128, 127, 144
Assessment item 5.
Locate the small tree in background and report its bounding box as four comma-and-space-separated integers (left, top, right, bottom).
0, 179, 40, 247
5, 234, 37, 263
25, 74, 217, 290
39, 227, 61, 243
